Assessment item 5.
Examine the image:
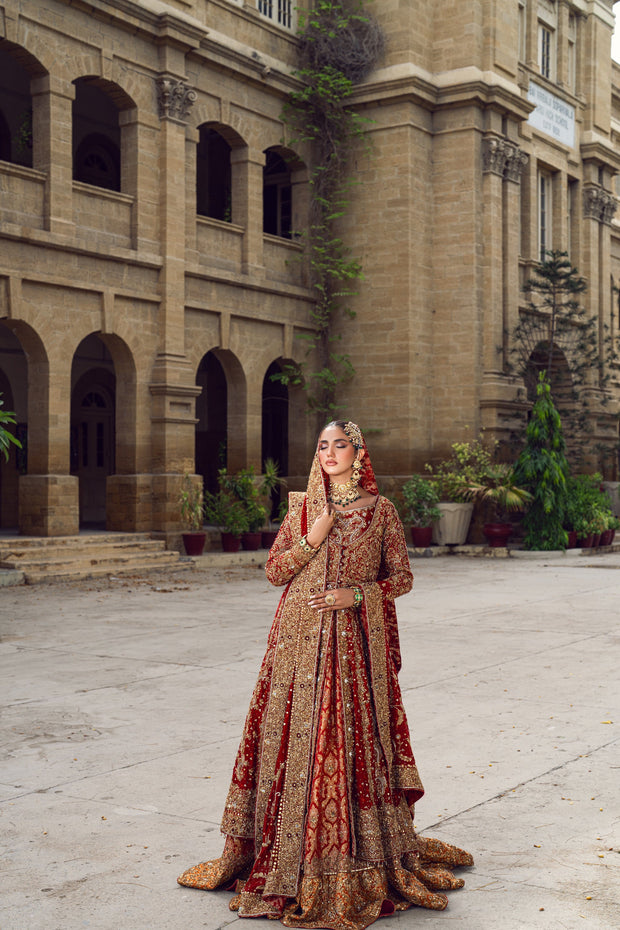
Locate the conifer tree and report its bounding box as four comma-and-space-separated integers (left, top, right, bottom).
513, 373, 569, 550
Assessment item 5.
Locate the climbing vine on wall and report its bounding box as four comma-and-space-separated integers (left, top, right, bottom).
274, 0, 384, 425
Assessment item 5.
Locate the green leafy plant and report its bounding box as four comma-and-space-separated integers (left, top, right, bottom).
465, 464, 532, 522
179, 475, 204, 531
564, 473, 614, 538
508, 250, 619, 465
425, 439, 494, 502
399, 475, 441, 527
513, 373, 569, 550
213, 466, 267, 533
0, 394, 22, 463
273, 0, 384, 424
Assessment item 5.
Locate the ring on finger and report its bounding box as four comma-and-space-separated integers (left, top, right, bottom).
325, 593, 336, 606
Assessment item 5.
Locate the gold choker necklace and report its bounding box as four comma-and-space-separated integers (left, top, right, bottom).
328, 476, 361, 506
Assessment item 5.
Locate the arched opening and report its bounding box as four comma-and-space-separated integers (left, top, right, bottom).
0, 40, 41, 168
262, 361, 289, 519
0, 323, 28, 529
195, 351, 228, 494
71, 335, 116, 526
263, 148, 293, 239
196, 126, 232, 221
72, 78, 133, 192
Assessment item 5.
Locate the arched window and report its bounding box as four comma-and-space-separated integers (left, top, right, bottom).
73, 79, 122, 191
74, 132, 120, 191
0, 42, 36, 168
263, 149, 292, 239
197, 127, 232, 221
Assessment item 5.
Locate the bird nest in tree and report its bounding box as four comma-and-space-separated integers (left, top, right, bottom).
301, 8, 385, 84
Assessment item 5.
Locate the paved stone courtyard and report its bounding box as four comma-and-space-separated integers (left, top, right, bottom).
1, 555, 619, 929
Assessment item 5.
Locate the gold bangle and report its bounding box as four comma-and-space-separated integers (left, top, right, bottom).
299, 535, 318, 554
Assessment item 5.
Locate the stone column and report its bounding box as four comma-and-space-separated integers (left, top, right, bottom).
231, 147, 265, 275
31, 74, 75, 237
149, 75, 202, 537
480, 136, 529, 444
18, 351, 78, 537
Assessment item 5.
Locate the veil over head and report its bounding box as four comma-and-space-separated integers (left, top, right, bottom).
305, 420, 379, 526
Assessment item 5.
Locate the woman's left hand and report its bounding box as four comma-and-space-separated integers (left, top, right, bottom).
308, 587, 355, 612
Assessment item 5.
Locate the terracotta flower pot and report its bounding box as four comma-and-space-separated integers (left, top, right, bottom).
599, 529, 613, 547
221, 532, 241, 553
483, 523, 512, 548
410, 526, 433, 548
262, 530, 279, 549
241, 532, 262, 551
566, 530, 578, 549
576, 534, 593, 548
591, 533, 601, 547
182, 531, 206, 556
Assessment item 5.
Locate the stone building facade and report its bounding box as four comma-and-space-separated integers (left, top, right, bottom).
1, 0, 619, 538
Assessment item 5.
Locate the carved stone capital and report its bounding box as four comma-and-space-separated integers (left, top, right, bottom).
482, 137, 528, 181
482, 137, 511, 176
583, 185, 617, 225
156, 77, 197, 122
504, 146, 529, 183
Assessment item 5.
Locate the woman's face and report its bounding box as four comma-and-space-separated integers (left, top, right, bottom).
318, 425, 358, 482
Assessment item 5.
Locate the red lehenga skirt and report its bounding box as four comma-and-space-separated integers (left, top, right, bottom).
178, 587, 473, 930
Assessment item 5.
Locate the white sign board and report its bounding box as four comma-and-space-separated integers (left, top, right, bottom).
527, 82, 575, 148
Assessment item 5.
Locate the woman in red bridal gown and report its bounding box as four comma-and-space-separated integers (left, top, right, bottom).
178, 420, 473, 928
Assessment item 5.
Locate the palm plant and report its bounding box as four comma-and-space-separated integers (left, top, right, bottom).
465, 464, 532, 522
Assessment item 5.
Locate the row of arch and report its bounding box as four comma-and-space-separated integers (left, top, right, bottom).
0, 39, 304, 238
0, 320, 294, 531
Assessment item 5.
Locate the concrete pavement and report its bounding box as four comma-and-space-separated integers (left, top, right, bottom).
1, 554, 619, 929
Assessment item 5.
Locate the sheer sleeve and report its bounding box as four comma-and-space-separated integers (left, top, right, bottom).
375, 500, 413, 600
265, 511, 320, 587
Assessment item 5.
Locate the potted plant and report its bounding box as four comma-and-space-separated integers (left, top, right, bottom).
566, 473, 615, 549
258, 458, 287, 548
465, 464, 532, 548
400, 475, 441, 548
179, 475, 206, 556
425, 439, 493, 545
204, 489, 249, 552
242, 499, 268, 551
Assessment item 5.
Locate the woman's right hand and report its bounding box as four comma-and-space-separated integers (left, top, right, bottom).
306, 504, 335, 549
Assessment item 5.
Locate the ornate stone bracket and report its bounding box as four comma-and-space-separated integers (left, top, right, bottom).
583, 185, 617, 225
156, 77, 197, 122
482, 137, 528, 181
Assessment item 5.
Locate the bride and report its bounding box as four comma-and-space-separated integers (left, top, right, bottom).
178, 420, 473, 928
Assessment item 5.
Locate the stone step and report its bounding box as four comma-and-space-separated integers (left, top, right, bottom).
0, 539, 167, 563
0, 532, 188, 585
0, 547, 181, 572
22, 557, 192, 586
0, 532, 154, 554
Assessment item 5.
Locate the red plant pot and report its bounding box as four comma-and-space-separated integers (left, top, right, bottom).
221, 532, 241, 553
566, 530, 578, 549
599, 529, 612, 547
410, 526, 433, 548
610, 529, 616, 544
182, 532, 206, 556
241, 532, 262, 551
483, 523, 512, 548
262, 530, 279, 549
576, 534, 593, 548
591, 533, 601, 547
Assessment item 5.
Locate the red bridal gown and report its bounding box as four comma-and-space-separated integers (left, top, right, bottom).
178, 492, 473, 929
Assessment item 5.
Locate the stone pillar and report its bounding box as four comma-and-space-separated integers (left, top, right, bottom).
231, 147, 265, 275
18, 352, 78, 537
31, 74, 75, 237
480, 135, 529, 445
120, 109, 157, 252
149, 74, 203, 536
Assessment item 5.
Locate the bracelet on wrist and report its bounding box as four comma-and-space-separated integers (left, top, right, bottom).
299, 535, 318, 554
352, 586, 363, 607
